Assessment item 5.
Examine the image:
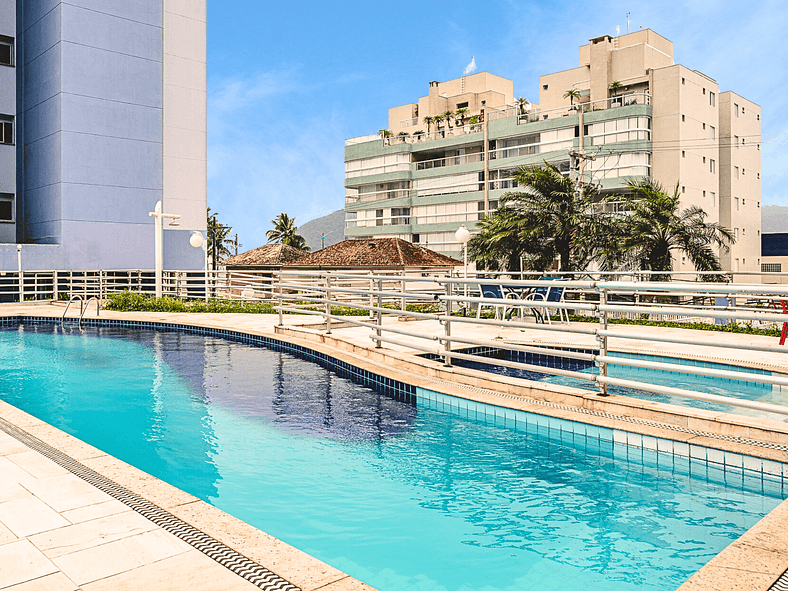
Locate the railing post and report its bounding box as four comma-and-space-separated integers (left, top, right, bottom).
445, 280, 453, 317
368, 273, 375, 320
277, 273, 283, 327
375, 278, 383, 348
52, 271, 58, 302
325, 273, 332, 334
443, 318, 452, 366
597, 286, 609, 396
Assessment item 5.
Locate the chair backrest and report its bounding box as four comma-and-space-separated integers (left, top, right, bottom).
480, 284, 504, 299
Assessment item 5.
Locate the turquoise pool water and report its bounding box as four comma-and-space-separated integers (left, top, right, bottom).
1, 323, 784, 591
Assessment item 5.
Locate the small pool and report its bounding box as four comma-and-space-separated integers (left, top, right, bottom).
1, 322, 785, 591
440, 346, 788, 420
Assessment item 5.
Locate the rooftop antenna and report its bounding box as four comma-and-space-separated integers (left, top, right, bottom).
626, 12, 630, 33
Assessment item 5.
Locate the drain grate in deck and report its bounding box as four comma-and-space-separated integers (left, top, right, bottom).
0, 417, 301, 591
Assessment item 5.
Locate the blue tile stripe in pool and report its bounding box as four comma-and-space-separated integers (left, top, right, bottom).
2, 316, 786, 490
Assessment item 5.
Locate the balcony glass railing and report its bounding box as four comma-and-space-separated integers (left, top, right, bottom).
517, 93, 651, 124
415, 152, 484, 170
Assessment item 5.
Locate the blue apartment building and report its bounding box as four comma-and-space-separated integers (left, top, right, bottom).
0, 0, 206, 271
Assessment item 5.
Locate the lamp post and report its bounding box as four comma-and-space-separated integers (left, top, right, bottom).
455, 224, 470, 301
190, 231, 209, 302
148, 201, 181, 298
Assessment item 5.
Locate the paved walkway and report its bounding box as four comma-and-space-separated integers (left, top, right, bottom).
0, 430, 259, 591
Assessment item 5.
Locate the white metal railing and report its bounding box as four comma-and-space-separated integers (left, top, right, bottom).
270, 270, 788, 418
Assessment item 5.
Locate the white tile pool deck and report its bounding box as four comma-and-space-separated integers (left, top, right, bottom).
1, 302, 788, 590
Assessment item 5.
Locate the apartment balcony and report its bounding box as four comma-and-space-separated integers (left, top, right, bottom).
514, 93, 651, 124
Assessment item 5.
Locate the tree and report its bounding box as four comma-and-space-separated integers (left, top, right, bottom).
609, 81, 623, 97
433, 113, 445, 128
455, 107, 469, 125
563, 89, 581, 106
266, 213, 310, 251
614, 179, 734, 279
515, 97, 529, 115
423, 116, 434, 132
207, 207, 233, 267
468, 163, 616, 272
442, 111, 454, 128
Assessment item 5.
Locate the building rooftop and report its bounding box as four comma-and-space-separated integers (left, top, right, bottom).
290, 238, 461, 268
223, 243, 307, 267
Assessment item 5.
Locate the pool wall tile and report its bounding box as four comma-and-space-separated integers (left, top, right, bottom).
673, 441, 690, 458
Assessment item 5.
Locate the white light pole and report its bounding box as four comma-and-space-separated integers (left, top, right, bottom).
148, 201, 181, 298
190, 231, 209, 302
455, 224, 470, 300
16, 244, 22, 303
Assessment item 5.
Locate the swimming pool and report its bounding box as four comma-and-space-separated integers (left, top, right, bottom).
1, 321, 785, 591
439, 346, 788, 419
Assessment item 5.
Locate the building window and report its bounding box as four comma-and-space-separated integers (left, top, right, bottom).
709, 159, 715, 173
742, 107, 745, 114
763, 263, 782, 273
733, 228, 739, 240
742, 168, 745, 175
734, 135, 738, 148
681, 186, 685, 193
757, 172, 760, 179
456, 102, 468, 109
682, 151, 685, 158
681, 114, 685, 122
0, 116, 13, 145
702, 190, 706, 197
710, 192, 715, 206
543, 84, 548, 90
702, 123, 706, 130
702, 88, 706, 95
734, 166, 739, 179
742, 228, 746, 235
710, 126, 715, 139
734, 103, 739, 117
681, 77, 685, 85
703, 157, 706, 164
735, 197, 739, 210
0, 37, 13, 67
757, 114, 760, 120
710, 92, 716, 106
0, 194, 12, 222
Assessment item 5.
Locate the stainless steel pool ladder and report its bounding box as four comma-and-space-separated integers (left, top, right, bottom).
61, 295, 101, 327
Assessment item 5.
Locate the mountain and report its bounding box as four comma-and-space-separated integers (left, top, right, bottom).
299, 209, 345, 251
762, 205, 788, 233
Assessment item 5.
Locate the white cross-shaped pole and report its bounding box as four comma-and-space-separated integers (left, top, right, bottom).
148, 201, 181, 298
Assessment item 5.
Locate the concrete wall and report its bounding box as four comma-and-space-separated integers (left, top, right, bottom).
0, 0, 16, 243
0, 0, 206, 271
719, 92, 761, 274
163, 0, 207, 259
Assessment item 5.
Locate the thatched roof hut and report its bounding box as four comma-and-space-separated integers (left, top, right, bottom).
289, 238, 460, 270
223, 243, 307, 269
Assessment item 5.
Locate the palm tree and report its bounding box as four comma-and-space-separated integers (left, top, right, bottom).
433, 113, 445, 128
614, 179, 734, 279
455, 107, 469, 125
207, 207, 233, 264
515, 97, 529, 115
609, 81, 623, 97
443, 110, 455, 128
563, 89, 581, 107
266, 212, 309, 250
423, 115, 434, 132
468, 163, 615, 272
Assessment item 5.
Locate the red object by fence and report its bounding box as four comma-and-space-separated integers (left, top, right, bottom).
780, 300, 787, 345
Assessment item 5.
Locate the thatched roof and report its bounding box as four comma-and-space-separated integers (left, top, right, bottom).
290, 238, 461, 269
223, 243, 307, 268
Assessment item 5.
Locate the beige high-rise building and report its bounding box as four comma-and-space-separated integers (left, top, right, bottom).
344, 29, 761, 273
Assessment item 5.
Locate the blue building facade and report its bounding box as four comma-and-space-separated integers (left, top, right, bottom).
0, 0, 206, 271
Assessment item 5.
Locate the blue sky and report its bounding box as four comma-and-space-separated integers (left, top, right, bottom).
207, 0, 788, 249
